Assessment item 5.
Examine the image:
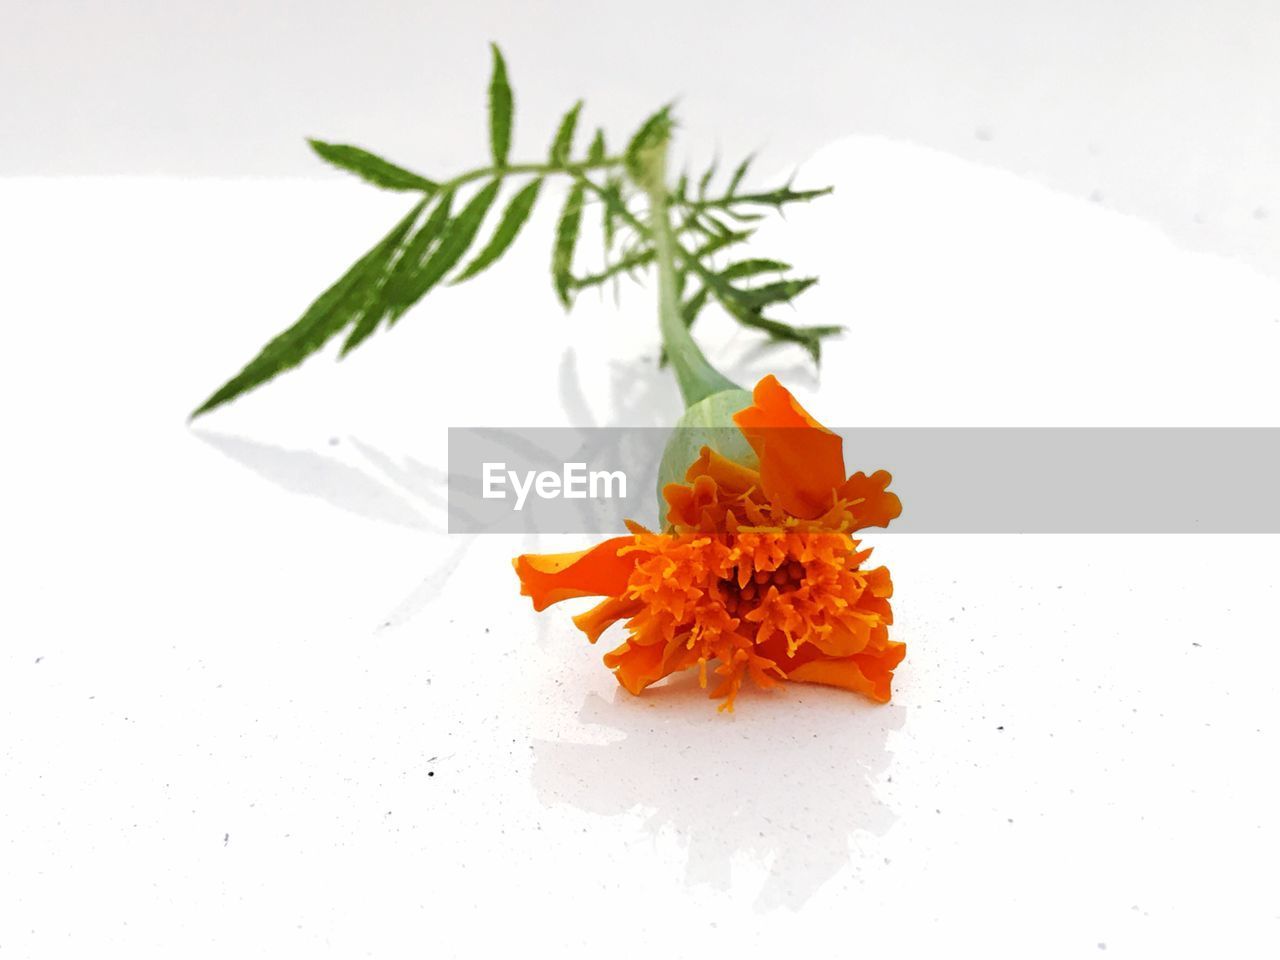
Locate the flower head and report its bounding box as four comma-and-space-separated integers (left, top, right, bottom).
514, 375, 904, 710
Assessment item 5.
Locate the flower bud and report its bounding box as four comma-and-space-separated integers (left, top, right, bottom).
655, 388, 756, 523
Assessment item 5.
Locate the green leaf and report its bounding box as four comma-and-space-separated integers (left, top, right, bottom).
736, 277, 817, 308
711, 185, 833, 209
600, 178, 623, 252
709, 285, 838, 362
191, 201, 425, 418
587, 128, 606, 164
724, 303, 838, 360
453, 178, 543, 283
674, 172, 689, 202
697, 213, 734, 238
682, 286, 710, 326
392, 180, 501, 318
750, 317, 841, 362
383, 191, 454, 311
625, 105, 674, 184
572, 247, 655, 290
689, 229, 752, 259
721, 258, 791, 280
488, 44, 513, 167
339, 296, 386, 356
549, 101, 583, 165
552, 181, 586, 307
697, 159, 718, 198
307, 140, 438, 193
683, 257, 837, 362
341, 201, 434, 355
726, 154, 753, 197
759, 185, 831, 206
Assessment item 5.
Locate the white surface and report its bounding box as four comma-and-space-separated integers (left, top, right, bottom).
3, 138, 1280, 957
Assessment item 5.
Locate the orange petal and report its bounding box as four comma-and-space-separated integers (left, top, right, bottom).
811, 616, 872, 658
512, 536, 636, 612
786, 641, 907, 703
572, 596, 644, 644
603, 639, 678, 695
662, 474, 720, 529
863, 564, 893, 598
683, 445, 761, 494
838, 470, 902, 530
733, 375, 845, 519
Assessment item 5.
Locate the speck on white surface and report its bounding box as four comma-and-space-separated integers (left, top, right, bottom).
1, 137, 1278, 958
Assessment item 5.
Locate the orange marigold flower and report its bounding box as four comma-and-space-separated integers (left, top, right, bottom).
513, 375, 905, 711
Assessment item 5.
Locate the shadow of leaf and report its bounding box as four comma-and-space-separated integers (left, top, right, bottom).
196, 431, 436, 531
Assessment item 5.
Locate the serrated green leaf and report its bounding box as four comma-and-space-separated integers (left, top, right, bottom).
601, 178, 622, 252
549, 101, 583, 165
760, 320, 841, 363
761, 185, 831, 205
587, 128, 606, 164
736, 277, 817, 308
573, 247, 655, 290
712, 292, 838, 361
488, 44, 513, 167
726, 154, 753, 197
715, 185, 832, 209
552, 182, 586, 307
682, 286, 709, 325
698, 213, 734, 238
685, 260, 837, 362
383, 191, 454, 311
341, 201, 433, 355
191, 201, 425, 418
674, 172, 689, 202
729, 309, 839, 362
689, 229, 752, 259
392, 180, 501, 318
721, 258, 791, 280
697, 159, 718, 198
453, 178, 543, 283
625, 105, 674, 184
307, 140, 438, 193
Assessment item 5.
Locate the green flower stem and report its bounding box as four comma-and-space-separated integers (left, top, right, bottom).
639, 147, 740, 408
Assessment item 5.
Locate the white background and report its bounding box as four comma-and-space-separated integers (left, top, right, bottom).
3, 0, 1279, 277
3, 3, 1280, 957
